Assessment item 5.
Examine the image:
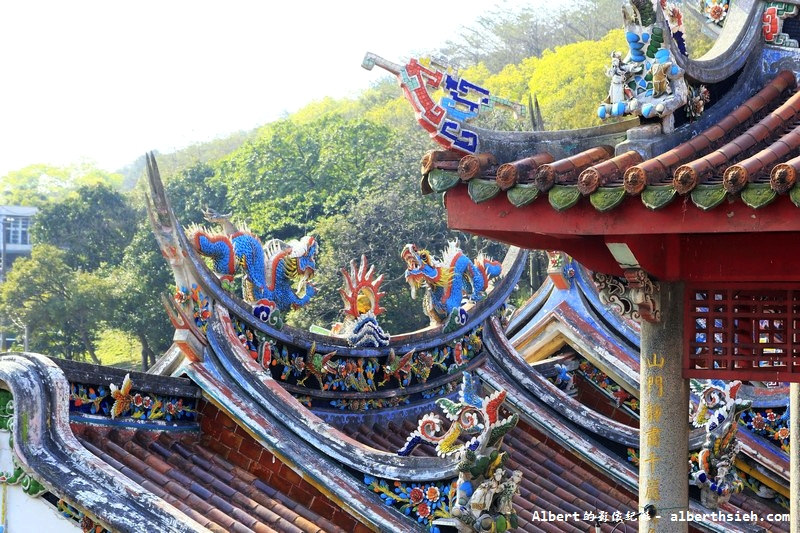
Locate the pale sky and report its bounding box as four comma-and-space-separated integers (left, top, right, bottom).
0, 0, 533, 177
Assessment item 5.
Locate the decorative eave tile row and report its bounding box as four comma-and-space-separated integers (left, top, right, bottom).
336, 416, 456, 458
625, 70, 798, 194
421, 70, 800, 212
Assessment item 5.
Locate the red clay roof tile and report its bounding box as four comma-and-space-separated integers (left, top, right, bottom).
79, 428, 348, 533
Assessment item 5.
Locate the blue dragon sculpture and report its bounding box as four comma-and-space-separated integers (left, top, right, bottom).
402, 241, 502, 326
187, 209, 318, 320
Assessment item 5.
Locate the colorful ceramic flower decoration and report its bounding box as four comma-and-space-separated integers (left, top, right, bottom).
705, 0, 729, 24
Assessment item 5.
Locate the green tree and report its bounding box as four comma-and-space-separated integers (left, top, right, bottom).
217, 116, 395, 240
0, 163, 123, 206
441, 0, 621, 72
0, 245, 113, 363
32, 184, 138, 270
109, 222, 175, 370
164, 162, 229, 224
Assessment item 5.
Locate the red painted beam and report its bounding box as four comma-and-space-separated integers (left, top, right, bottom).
445, 185, 800, 235
445, 187, 800, 281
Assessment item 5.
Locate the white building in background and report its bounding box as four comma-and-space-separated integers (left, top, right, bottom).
0, 206, 36, 349
0, 206, 36, 275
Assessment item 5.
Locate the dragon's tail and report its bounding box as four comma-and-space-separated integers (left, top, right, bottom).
476, 254, 502, 279
473, 254, 502, 295
190, 227, 237, 276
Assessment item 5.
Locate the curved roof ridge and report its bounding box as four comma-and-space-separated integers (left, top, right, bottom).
0, 352, 205, 533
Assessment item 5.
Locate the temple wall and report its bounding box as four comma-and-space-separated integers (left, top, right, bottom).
0, 433, 79, 532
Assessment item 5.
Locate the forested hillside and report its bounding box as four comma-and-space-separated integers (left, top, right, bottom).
0, 3, 659, 369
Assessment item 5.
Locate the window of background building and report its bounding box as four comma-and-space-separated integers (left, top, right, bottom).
4, 217, 30, 245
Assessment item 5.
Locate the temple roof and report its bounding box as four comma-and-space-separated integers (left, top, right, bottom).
76, 426, 347, 533
2, 145, 794, 532
424, 70, 800, 213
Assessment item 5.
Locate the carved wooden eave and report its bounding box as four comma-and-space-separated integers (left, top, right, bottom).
496, 261, 793, 481
483, 317, 640, 448
510, 264, 641, 395
593, 268, 661, 324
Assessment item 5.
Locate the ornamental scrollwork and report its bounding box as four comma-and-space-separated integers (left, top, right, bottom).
235, 316, 484, 403
593, 272, 638, 320
70, 377, 196, 422
593, 269, 660, 323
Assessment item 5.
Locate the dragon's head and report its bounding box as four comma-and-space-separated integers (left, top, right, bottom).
287, 235, 318, 296
402, 243, 438, 299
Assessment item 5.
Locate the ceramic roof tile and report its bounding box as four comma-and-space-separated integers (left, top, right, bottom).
458, 152, 498, 180
79, 428, 346, 533
771, 154, 800, 193
620, 71, 798, 194
495, 153, 555, 190
723, 126, 800, 192
421, 149, 462, 174
535, 146, 614, 192
336, 415, 636, 532
577, 150, 642, 195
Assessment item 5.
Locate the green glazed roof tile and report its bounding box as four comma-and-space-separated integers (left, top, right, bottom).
468, 179, 501, 203
427, 169, 461, 193
549, 185, 581, 211
741, 183, 777, 209
590, 187, 626, 212
641, 185, 676, 210
789, 183, 800, 207
507, 183, 540, 207
691, 184, 726, 211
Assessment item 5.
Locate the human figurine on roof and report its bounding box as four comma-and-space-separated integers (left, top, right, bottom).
605, 51, 640, 104
597, 0, 687, 122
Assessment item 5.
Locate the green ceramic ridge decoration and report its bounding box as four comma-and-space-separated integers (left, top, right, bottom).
691, 184, 726, 211
741, 183, 777, 209
428, 169, 461, 193
468, 179, 501, 204
589, 187, 626, 212
641, 185, 676, 210
0, 390, 12, 432
548, 185, 581, 211
506, 184, 539, 207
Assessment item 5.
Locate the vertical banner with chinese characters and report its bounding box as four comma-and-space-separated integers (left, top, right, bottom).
639, 282, 689, 533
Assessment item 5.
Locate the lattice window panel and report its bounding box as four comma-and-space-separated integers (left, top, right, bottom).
684, 284, 800, 381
